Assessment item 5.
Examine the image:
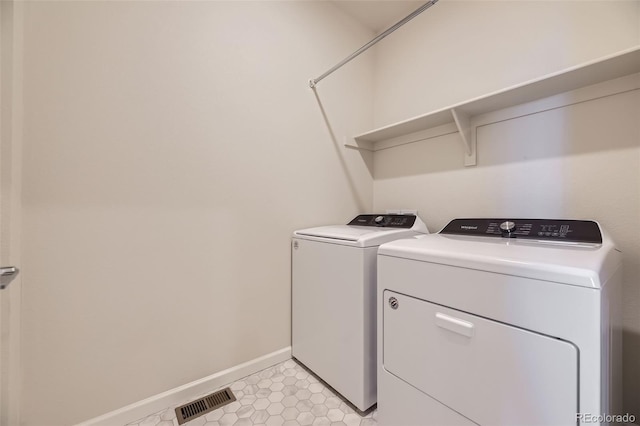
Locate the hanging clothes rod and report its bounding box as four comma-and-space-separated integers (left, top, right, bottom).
309, 0, 440, 88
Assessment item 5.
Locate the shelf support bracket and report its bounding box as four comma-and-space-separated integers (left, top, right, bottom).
344, 136, 374, 152
451, 108, 476, 166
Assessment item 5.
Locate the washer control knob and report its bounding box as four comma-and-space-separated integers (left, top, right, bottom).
500, 221, 516, 237
375, 215, 385, 224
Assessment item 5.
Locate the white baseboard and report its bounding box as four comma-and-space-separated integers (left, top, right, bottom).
76, 347, 292, 426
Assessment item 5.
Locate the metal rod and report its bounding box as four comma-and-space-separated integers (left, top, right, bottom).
309, 0, 439, 88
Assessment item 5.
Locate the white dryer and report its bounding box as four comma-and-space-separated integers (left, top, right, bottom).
292, 214, 428, 411
377, 218, 622, 426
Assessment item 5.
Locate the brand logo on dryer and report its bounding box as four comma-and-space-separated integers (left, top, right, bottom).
461, 225, 478, 230
388, 297, 399, 310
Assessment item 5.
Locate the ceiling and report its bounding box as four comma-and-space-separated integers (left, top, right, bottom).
331, 1, 425, 33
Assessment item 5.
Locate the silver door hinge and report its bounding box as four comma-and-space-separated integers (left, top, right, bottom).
0, 266, 19, 289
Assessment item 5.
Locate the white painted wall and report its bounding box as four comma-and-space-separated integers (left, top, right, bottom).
19, 2, 373, 425
373, 0, 639, 126
371, 0, 640, 419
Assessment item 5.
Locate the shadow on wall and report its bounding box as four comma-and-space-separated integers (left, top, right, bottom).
373, 131, 464, 179
373, 90, 640, 180
624, 329, 640, 424
311, 86, 372, 211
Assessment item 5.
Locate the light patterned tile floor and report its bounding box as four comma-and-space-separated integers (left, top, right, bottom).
126, 359, 377, 426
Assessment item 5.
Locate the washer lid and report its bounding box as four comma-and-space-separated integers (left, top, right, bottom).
294, 225, 420, 247
294, 214, 429, 247
378, 232, 621, 288
296, 226, 382, 241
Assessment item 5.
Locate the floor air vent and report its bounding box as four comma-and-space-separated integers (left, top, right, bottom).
175, 387, 236, 425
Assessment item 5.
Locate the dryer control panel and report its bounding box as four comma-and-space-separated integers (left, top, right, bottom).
440, 218, 602, 244
348, 214, 417, 228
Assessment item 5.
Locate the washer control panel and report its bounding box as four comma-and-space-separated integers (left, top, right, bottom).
440, 218, 602, 243
348, 214, 417, 228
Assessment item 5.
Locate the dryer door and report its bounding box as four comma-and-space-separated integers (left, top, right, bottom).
383, 290, 578, 426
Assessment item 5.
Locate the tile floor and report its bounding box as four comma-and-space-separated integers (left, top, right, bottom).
126, 359, 377, 426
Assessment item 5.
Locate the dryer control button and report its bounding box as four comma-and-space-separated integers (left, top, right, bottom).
500, 221, 515, 232
500, 221, 516, 238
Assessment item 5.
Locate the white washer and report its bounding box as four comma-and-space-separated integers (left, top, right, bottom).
377, 218, 622, 426
292, 214, 428, 411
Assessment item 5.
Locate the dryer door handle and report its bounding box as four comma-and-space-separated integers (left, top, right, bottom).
435, 312, 474, 337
